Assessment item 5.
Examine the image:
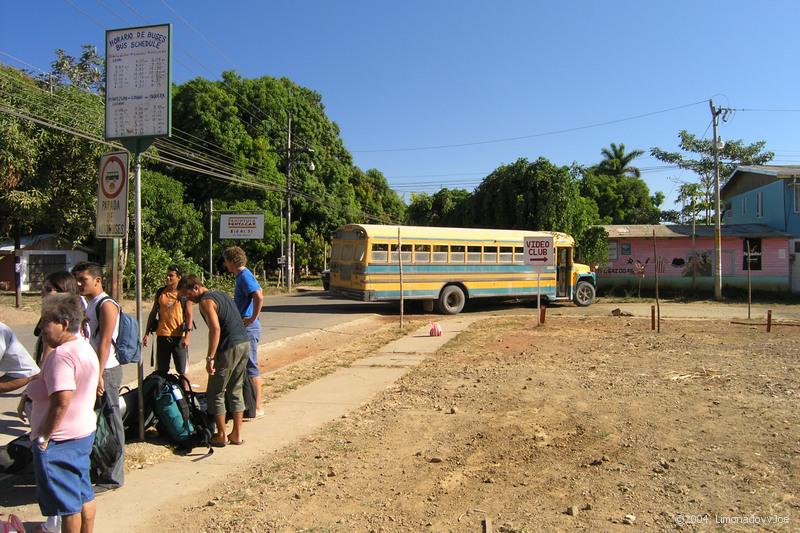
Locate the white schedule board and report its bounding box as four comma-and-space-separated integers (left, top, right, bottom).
105, 24, 171, 139
524, 235, 554, 270
220, 214, 265, 239
96, 151, 129, 238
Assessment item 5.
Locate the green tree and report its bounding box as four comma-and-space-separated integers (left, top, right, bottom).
580, 171, 661, 224
651, 131, 774, 223
595, 142, 644, 177
406, 188, 471, 226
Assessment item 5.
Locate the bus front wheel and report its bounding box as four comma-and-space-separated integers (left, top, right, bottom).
437, 285, 466, 315
573, 281, 596, 307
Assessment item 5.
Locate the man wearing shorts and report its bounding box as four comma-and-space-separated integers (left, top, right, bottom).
223, 246, 264, 419
178, 274, 249, 447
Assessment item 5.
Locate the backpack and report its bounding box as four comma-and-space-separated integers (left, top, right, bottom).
94, 296, 142, 365
90, 392, 124, 481
143, 372, 213, 455
0, 433, 32, 474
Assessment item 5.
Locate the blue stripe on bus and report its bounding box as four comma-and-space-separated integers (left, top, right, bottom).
374, 287, 558, 299
366, 264, 555, 273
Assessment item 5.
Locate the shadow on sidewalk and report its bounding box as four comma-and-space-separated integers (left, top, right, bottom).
0, 468, 36, 507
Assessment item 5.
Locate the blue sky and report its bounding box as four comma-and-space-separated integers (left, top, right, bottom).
2, 1, 798, 212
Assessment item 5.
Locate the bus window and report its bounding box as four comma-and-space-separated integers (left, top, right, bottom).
355, 243, 366, 262
451, 245, 465, 263
371, 243, 388, 263
341, 244, 354, 261
467, 245, 482, 263
514, 246, 524, 263
433, 245, 448, 263
499, 246, 513, 263
414, 244, 431, 263
391, 244, 412, 263
484, 246, 497, 263
332, 246, 342, 260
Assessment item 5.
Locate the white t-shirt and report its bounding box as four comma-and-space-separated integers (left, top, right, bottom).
0, 321, 39, 378
86, 292, 120, 369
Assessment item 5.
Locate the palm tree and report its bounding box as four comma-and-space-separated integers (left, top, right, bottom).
596, 142, 644, 178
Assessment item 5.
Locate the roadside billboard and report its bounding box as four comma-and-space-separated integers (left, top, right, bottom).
220, 214, 264, 239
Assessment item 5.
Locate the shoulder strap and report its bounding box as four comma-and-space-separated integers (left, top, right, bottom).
92, 296, 113, 338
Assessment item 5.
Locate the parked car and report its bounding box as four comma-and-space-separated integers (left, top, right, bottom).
321, 269, 330, 291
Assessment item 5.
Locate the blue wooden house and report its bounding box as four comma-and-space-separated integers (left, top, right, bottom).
721, 165, 800, 293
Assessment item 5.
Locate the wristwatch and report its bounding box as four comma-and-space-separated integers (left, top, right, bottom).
36, 435, 50, 449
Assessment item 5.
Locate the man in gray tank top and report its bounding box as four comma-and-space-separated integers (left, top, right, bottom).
178, 274, 249, 447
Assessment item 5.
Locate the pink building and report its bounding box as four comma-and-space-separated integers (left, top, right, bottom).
597, 224, 790, 293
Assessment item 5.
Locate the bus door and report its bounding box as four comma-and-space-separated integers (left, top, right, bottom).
556, 247, 571, 297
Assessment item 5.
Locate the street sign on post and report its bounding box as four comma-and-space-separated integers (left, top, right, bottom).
105, 24, 172, 443
96, 151, 129, 238
524, 236, 554, 325
219, 214, 265, 239
105, 24, 171, 139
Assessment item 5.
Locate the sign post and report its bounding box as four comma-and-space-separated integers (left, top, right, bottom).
524, 236, 555, 326
105, 24, 172, 441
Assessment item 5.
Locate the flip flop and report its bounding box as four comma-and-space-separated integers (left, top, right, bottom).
227, 439, 245, 445
210, 440, 227, 448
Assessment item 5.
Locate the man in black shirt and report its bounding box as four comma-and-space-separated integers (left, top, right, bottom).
178, 275, 249, 447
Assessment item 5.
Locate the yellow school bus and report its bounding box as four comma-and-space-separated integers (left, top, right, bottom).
328, 224, 596, 314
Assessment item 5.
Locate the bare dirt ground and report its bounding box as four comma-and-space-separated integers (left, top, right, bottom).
159, 314, 798, 532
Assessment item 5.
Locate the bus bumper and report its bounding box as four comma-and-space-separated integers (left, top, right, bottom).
331, 287, 375, 301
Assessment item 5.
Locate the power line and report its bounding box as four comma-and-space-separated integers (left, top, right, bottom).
351, 99, 708, 153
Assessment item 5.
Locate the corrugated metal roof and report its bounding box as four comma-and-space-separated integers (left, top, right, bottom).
600, 224, 789, 239
733, 165, 800, 177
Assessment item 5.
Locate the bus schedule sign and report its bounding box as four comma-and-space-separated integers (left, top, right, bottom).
105, 24, 171, 139
524, 236, 554, 270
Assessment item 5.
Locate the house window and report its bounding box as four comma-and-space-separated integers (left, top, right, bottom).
607, 241, 618, 261
794, 185, 800, 213
620, 243, 631, 256
756, 192, 763, 218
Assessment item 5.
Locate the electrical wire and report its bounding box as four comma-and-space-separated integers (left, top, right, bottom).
351, 100, 709, 153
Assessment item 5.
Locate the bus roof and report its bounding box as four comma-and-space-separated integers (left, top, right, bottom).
337, 224, 575, 247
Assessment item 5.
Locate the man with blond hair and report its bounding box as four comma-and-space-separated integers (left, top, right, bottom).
223, 246, 264, 419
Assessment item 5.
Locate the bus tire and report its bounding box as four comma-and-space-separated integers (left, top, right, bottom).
573, 281, 595, 307
437, 285, 466, 315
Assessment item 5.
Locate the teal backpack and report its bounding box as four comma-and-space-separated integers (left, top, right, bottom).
143, 373, 212, 454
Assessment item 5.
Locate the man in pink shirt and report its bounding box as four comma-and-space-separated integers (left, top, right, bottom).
26, 294, 100, 533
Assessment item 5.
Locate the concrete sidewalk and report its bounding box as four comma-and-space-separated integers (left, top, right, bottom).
3, 316, 479, 532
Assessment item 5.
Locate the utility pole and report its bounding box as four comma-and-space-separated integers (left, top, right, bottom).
208, 197, 213, 280
710, 99, 723, 300
286, 111, 293, 293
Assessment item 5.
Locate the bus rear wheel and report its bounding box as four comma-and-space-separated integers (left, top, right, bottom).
437, 285, 465, 315
573, 281, 595, 307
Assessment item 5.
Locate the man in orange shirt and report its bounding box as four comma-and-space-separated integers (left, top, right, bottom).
143, 265, 193, 376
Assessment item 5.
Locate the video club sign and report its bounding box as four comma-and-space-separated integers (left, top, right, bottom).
524, 236, 554, 270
